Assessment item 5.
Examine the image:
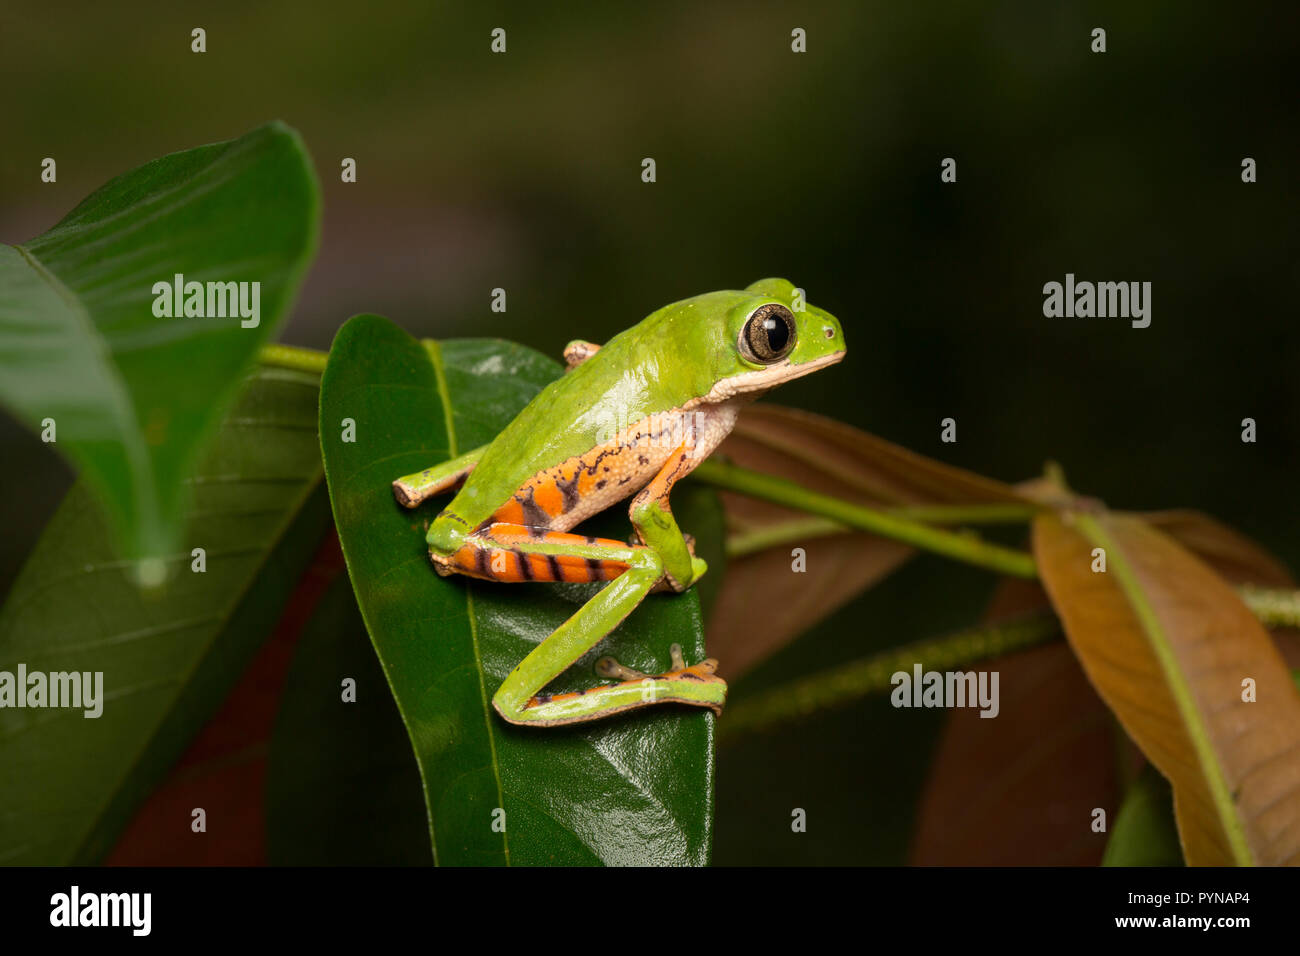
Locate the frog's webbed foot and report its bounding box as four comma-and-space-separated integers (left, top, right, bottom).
595, 642, 724, 707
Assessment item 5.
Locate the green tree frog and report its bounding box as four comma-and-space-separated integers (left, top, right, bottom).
393, 278, 845, 726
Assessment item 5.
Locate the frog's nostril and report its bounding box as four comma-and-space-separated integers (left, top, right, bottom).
823, 327, 835, 338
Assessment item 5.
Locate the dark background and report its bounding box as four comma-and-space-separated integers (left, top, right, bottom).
1, 1, 1295, 864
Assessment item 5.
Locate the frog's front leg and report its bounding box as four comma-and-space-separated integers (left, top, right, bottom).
393, 444, 489, 508
562, 340, 601, 371
629, 442, 708, 591
436, 520, 726, 726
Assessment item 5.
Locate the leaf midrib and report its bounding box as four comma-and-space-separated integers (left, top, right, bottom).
423, 338, 511, 867
1072, 514, 1254, 866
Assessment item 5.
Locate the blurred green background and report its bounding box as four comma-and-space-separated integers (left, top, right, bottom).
2, 1, 1296, 864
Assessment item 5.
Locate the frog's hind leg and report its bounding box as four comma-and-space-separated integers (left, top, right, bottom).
393, 444, 488, 508
440, 523, 638, 584
493, 568, 728, 727
468, 524, 727, 726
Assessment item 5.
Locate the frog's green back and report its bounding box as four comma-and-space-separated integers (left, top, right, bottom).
445, 290, 743, 527
443, 279, 843, 529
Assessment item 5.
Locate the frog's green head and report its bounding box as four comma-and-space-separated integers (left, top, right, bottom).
685, 277, 846, 401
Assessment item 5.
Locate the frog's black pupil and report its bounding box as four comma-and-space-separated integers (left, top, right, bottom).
763, 316, 790, 353
742, 305, 795, 362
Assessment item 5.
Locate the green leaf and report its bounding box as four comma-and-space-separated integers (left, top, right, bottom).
1103, 763, 1184, 867
0, 122, 320, 563
0, 366, 329, 864
267, 575, 431, 866
318, 316, 717, 866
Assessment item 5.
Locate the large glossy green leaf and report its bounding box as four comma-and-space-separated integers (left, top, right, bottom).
0, 122, 319, 563
319, 316, 717, 866
267, 575, 431, 866
0, 365, 329, 864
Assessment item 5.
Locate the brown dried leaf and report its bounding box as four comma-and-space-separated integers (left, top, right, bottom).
1033, 512, 1300, 866
914, 508, 1297, 865
1141, 509, 1294, 588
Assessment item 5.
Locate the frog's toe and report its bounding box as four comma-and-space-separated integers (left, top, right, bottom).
598, 643, 722, 685
661, 644, 723, 685
595, 655, 652, 681
586, 644, 727, 718
689, 555, 708, 584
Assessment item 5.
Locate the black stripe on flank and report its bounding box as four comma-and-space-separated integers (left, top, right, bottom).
475, 547, 491, 578
546, 554, 563, 581
556, 471, 582, 513
515, 550, 533, 580
520, 487, 550, 530
586, 557, 604, 579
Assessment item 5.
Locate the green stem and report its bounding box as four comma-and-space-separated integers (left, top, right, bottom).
259, 343, 327, 374
717, 612, 1062, 742
726, 517, 848, 558
1237, 585, 1300, 628
718, 584, 1300, 744
887, 503, 1040, 525
692, 459, 1039, 579
725, 504, 1041, 560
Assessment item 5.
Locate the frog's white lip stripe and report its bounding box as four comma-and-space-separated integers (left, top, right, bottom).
692, 349, 847, 404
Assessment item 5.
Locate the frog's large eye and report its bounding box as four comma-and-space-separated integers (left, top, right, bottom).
739, 303, 797, 364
